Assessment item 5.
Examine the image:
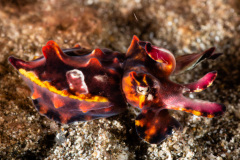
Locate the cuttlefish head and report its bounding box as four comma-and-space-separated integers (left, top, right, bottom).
122, 36, 226, 144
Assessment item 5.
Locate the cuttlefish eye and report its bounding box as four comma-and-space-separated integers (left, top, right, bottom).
122, 71, 159, 109
137, 86, 150, 95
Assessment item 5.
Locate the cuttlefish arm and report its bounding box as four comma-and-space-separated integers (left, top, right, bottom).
135, 109, 181, 144
183, 71, 218, 93
174, 47, 222, 75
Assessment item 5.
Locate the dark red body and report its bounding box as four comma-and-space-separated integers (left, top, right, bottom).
9, 36, 226, 144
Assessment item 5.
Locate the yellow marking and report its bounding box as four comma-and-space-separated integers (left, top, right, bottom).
148, 53, 163, 63
207, 81, 214, 88
19, 69, 109, 103
33, 56, 41, 60
194, 79, 214, 92
194, 88, 204, 92
130, 72, 141, 86
142, 74, 148, 85
169, 106, 215, 118
135, 120, 144, 127
139, 95, 145, 109
207, 115, 214, 118
192, 110, 202, 116
177, 107, 184, 111
166, 63, 173, 71
155, 59, 164, 63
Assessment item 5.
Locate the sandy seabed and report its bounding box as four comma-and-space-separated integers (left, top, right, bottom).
0, 0, 240, 159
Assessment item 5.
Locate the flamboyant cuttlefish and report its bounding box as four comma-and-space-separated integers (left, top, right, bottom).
9, 36, 226, 144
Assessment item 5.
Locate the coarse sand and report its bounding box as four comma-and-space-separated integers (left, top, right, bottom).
0, 0, 239, 159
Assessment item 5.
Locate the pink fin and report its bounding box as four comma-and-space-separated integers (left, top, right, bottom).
135, 109, 181, 144
183, 71, 217, 93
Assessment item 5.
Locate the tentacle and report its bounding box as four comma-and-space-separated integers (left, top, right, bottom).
183, 71, 217, 93
174, 47, 223, 75
135, 109, 181, 144
164, 95, 226, 118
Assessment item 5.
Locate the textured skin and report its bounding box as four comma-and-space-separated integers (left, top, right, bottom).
9, 41, 126, 123
9, 36, 226, 144
135, 109, 181, 144
122, 36, 226, 144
